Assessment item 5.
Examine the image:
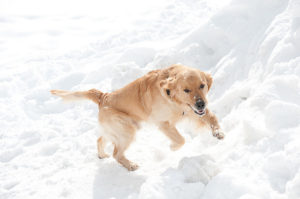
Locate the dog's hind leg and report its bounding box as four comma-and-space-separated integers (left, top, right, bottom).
97, 136, 109, 159
99, 107, 139, 171
113, 134, 138, 171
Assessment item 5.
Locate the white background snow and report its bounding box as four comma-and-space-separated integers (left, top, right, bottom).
1, 0, 300, 198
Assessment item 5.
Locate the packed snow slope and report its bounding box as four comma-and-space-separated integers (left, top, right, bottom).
1, 0, 300, 198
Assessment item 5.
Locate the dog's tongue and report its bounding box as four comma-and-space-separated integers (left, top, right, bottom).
197, 109, 203, 113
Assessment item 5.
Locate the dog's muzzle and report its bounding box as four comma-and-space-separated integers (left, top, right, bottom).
189, 99, 206, 116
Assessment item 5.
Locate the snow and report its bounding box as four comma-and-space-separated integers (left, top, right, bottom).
1, 0, 300, 198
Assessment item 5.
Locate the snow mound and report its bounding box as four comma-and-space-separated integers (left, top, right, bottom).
178, 155, 219, 184
1, 0, 300, 198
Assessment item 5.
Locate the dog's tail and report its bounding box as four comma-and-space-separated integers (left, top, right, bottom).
50, 89, 104, 104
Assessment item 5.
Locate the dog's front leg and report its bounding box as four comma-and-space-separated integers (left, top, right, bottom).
202, 109, 224, 140
158, 121, 185, 150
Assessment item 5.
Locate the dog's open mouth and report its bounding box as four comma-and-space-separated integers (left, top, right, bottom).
188, 104, 206, 116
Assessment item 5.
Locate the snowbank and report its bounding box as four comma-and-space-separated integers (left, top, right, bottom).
1, 0, 299, 198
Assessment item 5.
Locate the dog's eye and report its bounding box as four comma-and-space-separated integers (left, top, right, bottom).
166, 89, 170, 95
200, 84, 205, 89
184, 89, 191, 93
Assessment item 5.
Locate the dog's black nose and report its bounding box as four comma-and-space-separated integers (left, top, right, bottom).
195, 99, 205, 110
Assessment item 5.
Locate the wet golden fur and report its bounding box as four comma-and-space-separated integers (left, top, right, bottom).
51, 64, 224, 171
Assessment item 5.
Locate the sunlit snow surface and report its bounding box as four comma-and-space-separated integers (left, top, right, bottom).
1, 0, 300, 198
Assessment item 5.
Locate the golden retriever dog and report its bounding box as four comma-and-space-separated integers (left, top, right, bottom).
51, 64, 224, 171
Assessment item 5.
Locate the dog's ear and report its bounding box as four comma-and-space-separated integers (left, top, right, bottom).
205, 72, 213, 91
160, 77, 176, 97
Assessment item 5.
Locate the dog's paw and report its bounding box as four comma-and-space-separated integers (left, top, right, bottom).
98, 154, 110, 159
213, 130, 225, 140
127, 162, 139, 171
170, 142, 184, 151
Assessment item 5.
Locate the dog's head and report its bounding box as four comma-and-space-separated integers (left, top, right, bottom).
160, 66, 212, 116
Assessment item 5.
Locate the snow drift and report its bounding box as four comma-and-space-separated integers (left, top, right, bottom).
0, 0, 300, 198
